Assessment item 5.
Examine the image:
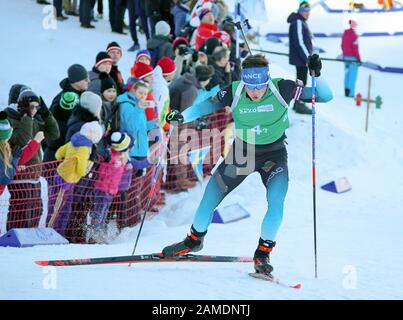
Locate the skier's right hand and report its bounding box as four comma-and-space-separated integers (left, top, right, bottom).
165, 110, 184, 124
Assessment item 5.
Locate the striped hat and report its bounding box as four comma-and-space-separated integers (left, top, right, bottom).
157, 57, 176, 76
299, 1, 311, 12
134, 61, 154, 80
95, 51, 113, 69
0, 111, 13, 141
60, 92, 79, 110
106, 41, 122, 55
135, 49, 151, 63
110, 131, 132, 152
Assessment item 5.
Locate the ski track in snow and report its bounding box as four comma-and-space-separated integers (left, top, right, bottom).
0, 0, 402, 300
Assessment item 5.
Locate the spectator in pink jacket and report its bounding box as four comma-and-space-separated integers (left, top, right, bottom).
341, 20, 361, 97
88, 131, 133, 243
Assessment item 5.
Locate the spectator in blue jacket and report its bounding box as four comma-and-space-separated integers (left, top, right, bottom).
287, 1, 313, 114
116, 82, 150, 170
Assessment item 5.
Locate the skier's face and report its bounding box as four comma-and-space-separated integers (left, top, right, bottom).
245, 85, 267, 101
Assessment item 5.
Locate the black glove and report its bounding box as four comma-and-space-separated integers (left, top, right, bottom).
36, 97, 50, 118
191, 51, 199, 62
307, 54, 322, 77
12, 146, 23, 158
166, 110, 184, 124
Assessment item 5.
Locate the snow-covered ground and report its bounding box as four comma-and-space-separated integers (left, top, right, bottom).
0, 0, 402, 300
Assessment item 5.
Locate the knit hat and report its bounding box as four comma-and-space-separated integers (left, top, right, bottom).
110, 131, 132, 152
134, 61, 154, 79
173, 37, 189, 50
195, 65, 215, 82
157, 57, 176, 76
100, 72, 117, 93
79, 121, 103, 144
155, 20, 171, 36
106, 41, 122, 56
80, 91, 103, 116
203, 37, 222, 55
213, 31, 231, 47
67, 64, 88, 84
8, 84, 29, 105
95, 51, 113, 69
298, 1, 311, 12
17, 88, 40, 104
0, 112, 13, 141
199, 8, 212, 22
60, 92, 79, 110
135, 49, 152, 63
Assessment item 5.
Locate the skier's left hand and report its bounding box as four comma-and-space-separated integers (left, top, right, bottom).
308, 54, 322, 77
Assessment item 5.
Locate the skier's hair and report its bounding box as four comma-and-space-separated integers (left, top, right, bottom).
242, 54, 268, 69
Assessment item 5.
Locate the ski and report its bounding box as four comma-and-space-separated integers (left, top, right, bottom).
248, 272, 302, 289
35, 253, 253, 267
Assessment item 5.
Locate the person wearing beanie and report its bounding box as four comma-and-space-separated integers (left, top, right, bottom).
133, 61, 154, 82
106, 42, 125, 95
169, 64, 215, 113
0, 111, 45, 228
341, 19, 361, 97
287, 0, 314, 114
99, 72, 117, 126
8, 84, 30, 106
172, 36, 194, 80
0, 125, 44, 196
89, 131, 133, 243
130, 49, 152, 77
206, 46, 232, 91
194, 9, 218, 51
88, 51, 114, 95
44, 64, 89, 162
152, 57, 177, 132
65, 91, 103, 143
4, 89, 59, 230
147, 21, 174, 66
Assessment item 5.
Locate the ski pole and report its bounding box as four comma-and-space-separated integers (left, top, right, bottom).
129, 126, 174, 265
311, 73, 318, 279
234, 19, 252, 55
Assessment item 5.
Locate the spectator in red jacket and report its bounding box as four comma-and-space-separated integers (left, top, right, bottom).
341, 19, 361, 97
194, 9, 218, 51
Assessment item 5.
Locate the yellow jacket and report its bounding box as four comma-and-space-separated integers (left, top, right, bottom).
55, 142, 93, 184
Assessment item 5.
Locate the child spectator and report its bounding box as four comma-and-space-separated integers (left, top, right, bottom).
194, 9, 218, 51
49, 121, 103, 235
130, 49, 152, 78
88, 131, 133, 243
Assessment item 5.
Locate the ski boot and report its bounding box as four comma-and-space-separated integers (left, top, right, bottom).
162, 225, 207, 257
253, 238, 276, 276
